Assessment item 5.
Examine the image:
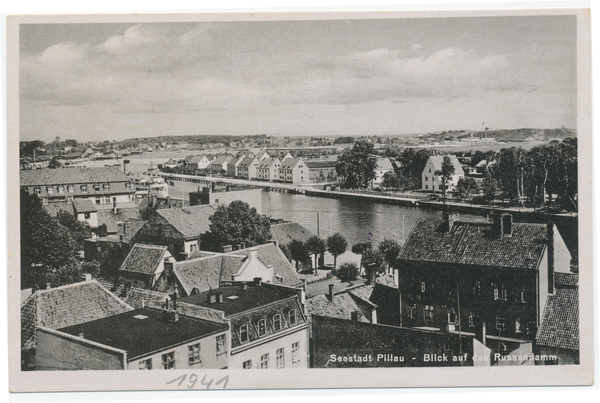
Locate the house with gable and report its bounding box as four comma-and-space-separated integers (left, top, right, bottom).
21, 278, 133, 370
226, 155, 246, 177
279, 158, 307, 184
209, 155, 233, 174
372, 157, 394, 188
395, 212, 572, 346
257, 157, 281, 181
118, 244, 177, 289
421, 154, 464, 192
133, 205, 216, 260
237, 156, 260, 180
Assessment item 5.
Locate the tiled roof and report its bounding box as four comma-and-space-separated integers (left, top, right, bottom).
211, 155, 232, 165
376, 158, 394, 171
119, 244, 168, 275
235, 243, 304, 288
21, 280, 133, 349
305, 161, 338, 169
155, 205, 216, 239
97, 208, 143, 233
536, 287, 579, 350
42, 202, 74, 217
305, 293, 369, 327
398, 220, 548, 270
258, 157, 280, 169
555, 272, 578, 287
270, 222, 315, 244
116, 219, 147, 242
375, 275, 397, 288
347, 285, 375, 304
280, 158, 303, 170
120, 287, 170, 309
238, 157, 257, 168
21, 167, 130, 186
72, 199, 97, 213
427, 155, 465, 176
174, 256, 225, 295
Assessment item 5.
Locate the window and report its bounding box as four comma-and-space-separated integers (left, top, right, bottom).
239, 325, 249, 343
447, 308, 457, 323
188, 343, 201, 365
67, 185, 74, 192
276, 348, 285, 368
424, 305, 434, 321
257, 319, 267, 337
93, 184, 100, 191
139, 358, 152, 370
260, 353, 269, 369
421, 281, 426, 293
103, 183, 110, 191
81, 184, 88, 192
473, 281, 481, 296
292, 342, 300, 363
494, 284, 507, 301
515, 318, 522, 333
58, 185, 64, 194
46, 186, 53, 194
95, 197, 101, 205
425, 176, 428, 181
273, 314, 282, 331
425, 185, 428, 190
243, 360, 252, 369
468, 312, 475, 327
516, 287, 527, 303
288, 310, 297, 326
161, 352, 175, 369
34, 187, 41, 195
214, 199, 219, 203
496, 316, 506, 331
216, 334, 226, 354
439, 185, 443, 190
84, 212, 91, 219
104, 196, 111, 204
429, 169, 431, 173
407, 304, 416, 319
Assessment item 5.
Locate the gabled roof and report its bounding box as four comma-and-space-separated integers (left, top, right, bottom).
238, 156, 257, 168
21, 280, 132, 349
305, 293, 370, 327
155, 205, 216, 239
73, 199, 97, 214
21, 167, 130, 186
174, 243, 303, 295
119, 244, 169, 275
211, 155, 232, 165
426, 155, 465, 176
116, 219, 147, 243
376, 158, 394, 171
280, 158, 304, 170
270, 222, 315, 244
398, 219, 548, 270
536, 287, 579, 350
554, 272, 578, 288
97, 208, 143, 233
258, 157, 280, 169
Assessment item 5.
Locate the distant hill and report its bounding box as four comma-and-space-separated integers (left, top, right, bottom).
449, 127, 577, 142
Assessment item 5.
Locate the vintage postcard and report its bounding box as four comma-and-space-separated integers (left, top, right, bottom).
6, 7, 593, 392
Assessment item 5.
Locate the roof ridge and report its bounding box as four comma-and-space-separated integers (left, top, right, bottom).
35, 279, 99, 295
94, 281, 135, 311
132, 243, 168, 250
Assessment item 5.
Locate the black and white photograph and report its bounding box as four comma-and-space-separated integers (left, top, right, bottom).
6, 6, 593, 392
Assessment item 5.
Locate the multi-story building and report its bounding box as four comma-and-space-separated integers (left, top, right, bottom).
256, 157, 282, 181
133, 205, 216, 260
395, 213, 572, 343
421, 155, 464, 192
188, 185, 263, 215
279, 158, 307, 184
372, 157, 394, 188
237, 156, 260, 180
35, 306, 230, 370
20, 166, 135, 208
305, 160, 338, 183
118, 244, 177, 289
179, 280, 310, 369
209, 155, 233, 174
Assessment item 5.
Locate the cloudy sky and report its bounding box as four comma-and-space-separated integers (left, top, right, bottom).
19, 15, 577, 142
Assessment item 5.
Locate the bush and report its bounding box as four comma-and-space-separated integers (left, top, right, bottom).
336, 262, 359, 282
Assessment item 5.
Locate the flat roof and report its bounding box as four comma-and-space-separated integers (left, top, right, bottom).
58, 308, 228, 360
179, 284, 298, 316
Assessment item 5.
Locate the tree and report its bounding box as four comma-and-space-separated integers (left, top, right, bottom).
336, 141, 378, 189
378, 239, 401, 273
326, 233, 348, 270
56, 211, 92, 250
482, 176, 498, 205
528, 142, 561, 207
336, 262, 359, 283
305, 235, 326, 274
362, 249, 385, 284
202, 201, 272, 252
287, 239, 309, 272
351, 242, 372, 274
20, 189, 79, 290
434, 156, 455, 205
454, 177, 478, 201
48, 156, 62, 169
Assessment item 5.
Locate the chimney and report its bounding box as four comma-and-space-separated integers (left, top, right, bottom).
328, 284, 334, 302
171, 293, 177, 310
217, 292, 224, 303
240, 242, 246, 250
236, 244, 242, 251
502, 214, 513, 237
113, 197, 117, 214
240, 283, 248, 291
123, 222, 128, 238
208, 292, 217, 304
351, 311, 359, 321
440, 210, 453, 232
123, 159, 130, 174
548, 222, 555, 294
371, 308, 378, 324
222, 245, 233, 253
123, 282, 131, 297
119, 234, 124, 242
491, 214, 503, 239
81, 273, 92, 282
254, 277, 262, 286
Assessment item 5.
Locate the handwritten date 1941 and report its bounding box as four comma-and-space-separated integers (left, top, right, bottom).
166, 373, 229, 390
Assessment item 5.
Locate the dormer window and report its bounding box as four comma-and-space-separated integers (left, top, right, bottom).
273, 314, 282, 331
421, 281, 426, 293
288, 309, 297, 326
33, 187, 41, 195
93, 184, 100, 191
257, 319, 266, 337
46, 186, 53, 194
494, 284, 507, 301
58, 185, 64, 194
239, 325, 249, 343
103, 183, 110, 191
81, 184, 88, 192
